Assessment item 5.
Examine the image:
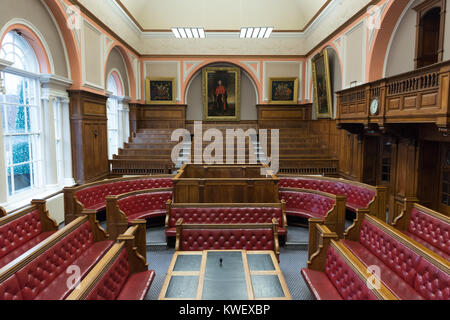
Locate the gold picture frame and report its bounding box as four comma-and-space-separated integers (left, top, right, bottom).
202, 67, 241, 122
145, 77, 176, 104
312, 49, 333, 118
268, 77, 299, 104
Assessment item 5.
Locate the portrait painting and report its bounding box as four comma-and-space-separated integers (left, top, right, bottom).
312, 49, 333, 118
202, 67, 241, 121
146, 78, 176, 104
269, 78, 299, 104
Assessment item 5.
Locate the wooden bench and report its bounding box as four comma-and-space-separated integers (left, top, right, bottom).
0, 200, 58, 268
165, 201, 287, 242
278, 175, 387, 221
64, 175, 173, 224
0, 206, 5, 218
175, 219, 280, 260
393, 198, 449, 260
66, 220, 155, 300
105, 188, 173, 240
343, 210, 449, 300
302, 225, 397, 300
0, 212, 112, 300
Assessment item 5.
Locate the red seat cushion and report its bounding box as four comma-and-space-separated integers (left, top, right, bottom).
402, 230, 450, 260
117, 191, 173, 222
75, 178, 173, 211
34, 240, 113, 300
15, 221, 112, 300
181, 229, 274, 252
84, 249, 155, 301
0, 275, 23, 300
0, 210, 45, 262
408, 208, 450, 258
341, 239, 424, 300
166, 206, 285, 238
279, 178, 375, 211
301, 269, 342, 300
117, 270, 155, 300
279, 190, 334, 220
0, 231, 55, 269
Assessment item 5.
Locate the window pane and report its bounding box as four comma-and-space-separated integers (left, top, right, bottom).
11, 135, 30, 164
12, 163, 31, 193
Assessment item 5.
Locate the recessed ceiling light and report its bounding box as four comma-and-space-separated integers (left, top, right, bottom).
239, 27, 274, 39
172, 27, 206, 39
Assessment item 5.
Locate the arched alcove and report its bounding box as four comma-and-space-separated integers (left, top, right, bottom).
185, 63, 258, 121
105, 47, 130, 97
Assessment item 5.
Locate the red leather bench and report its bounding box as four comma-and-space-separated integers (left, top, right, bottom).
0, 213, 113, 300
0, 200, 58, 268
279, 188, 336, 220
279, 175, 387, 220
106, 188, 173, 240
66, 222, 155, 300
175, 219, 280, 260
302, 244, 377, 300
343, 211, 450, 300
393, 199, 449, 260
64, 175, 173, 224
165, 201, 287, 240
302, 225, 397, 300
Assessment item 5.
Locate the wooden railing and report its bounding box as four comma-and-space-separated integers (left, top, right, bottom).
337, 60, 450, 132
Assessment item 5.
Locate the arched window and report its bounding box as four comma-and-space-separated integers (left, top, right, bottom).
414, 0, 445, 68
0, 32, 42, 197
106, 72, 122, 159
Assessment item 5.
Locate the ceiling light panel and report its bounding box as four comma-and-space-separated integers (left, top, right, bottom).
172, 28, 206, 39
239, 27, 274, 39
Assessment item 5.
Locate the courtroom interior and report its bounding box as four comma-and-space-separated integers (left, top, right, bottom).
0, 0, 448, 302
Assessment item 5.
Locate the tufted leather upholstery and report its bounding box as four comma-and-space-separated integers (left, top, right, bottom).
414, 258, 450, 300
279, 190, 334, 220
1, 221, 113, 300
407, 208, 450, 259
0, 210, 55, 268
324, 245, 377, 300
301, 245, 377, 300
166, 207, 285, 238
180, 229, 274, 252
0, 276, 23, 300
85, 249, 154, 300
343, 218, 450, 300
75, 178, 173, 211
118, 191, 173, 222
279, 178, 375, 211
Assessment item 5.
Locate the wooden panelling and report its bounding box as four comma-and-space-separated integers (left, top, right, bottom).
129, 104, 186, 132
257, 104, 312, 128
68, 90, 109, 184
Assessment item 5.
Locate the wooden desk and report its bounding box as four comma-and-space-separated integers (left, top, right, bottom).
159, 250, 291, 300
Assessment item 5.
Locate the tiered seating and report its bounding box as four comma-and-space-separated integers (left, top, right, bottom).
0, 212, 112, 300
301, 225, 397, 300
105, 188, 173, 240
175, 218, 280, 260
110, 129, 177, 175
63, 175, 173, 223
393, 199, 449, 260
279, 175, 387, 220
343, 210, 450, 300
66, 221, 155, 300
165, 201, 287, 242
0, 200, 58, 268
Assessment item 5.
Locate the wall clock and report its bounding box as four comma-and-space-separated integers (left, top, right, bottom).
370, 98, 379, 115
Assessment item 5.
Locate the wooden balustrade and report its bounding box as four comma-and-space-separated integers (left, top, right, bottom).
337, 60, 450, 132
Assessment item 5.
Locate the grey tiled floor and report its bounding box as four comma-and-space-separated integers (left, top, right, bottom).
144, 226, 314, 300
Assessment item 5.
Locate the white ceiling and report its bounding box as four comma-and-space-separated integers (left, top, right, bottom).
117, 0, 330, 31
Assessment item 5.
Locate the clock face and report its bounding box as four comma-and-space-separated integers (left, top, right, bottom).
370, 98, 379, 115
